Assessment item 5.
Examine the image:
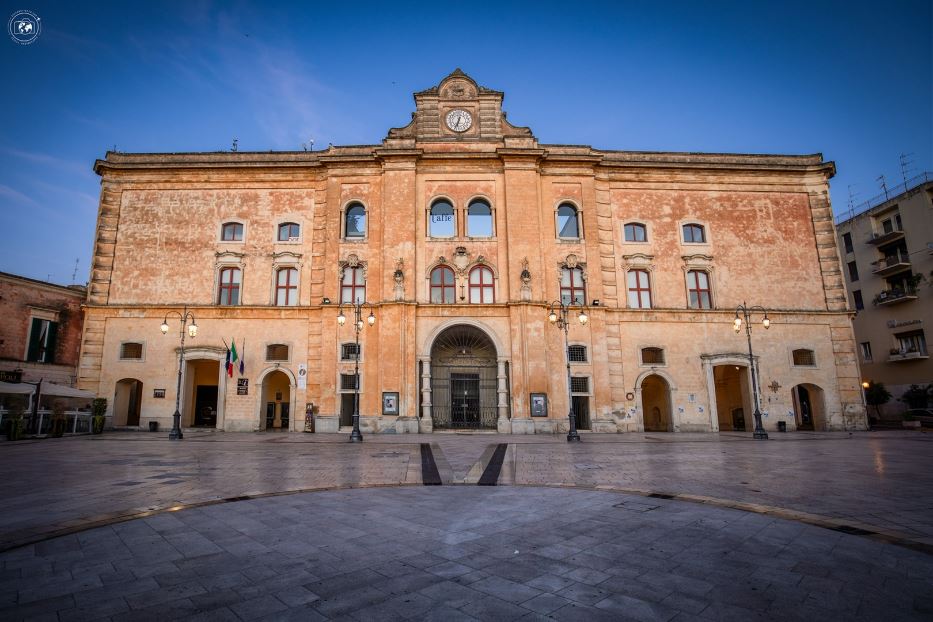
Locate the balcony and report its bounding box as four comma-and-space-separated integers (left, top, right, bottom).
874, 287, 918, 306
871, 251, 911, 277
866, 228, 905, 246
887, 349, 929, 363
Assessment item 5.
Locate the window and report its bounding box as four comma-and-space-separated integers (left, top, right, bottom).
341, 343, 360, 361
881, 218, 893, 234
847, 261, 859, 282
686, 270, 711, 309
842, 232, 853, 254
853, 290, 864, 311
641, 347, 665, 365
340, 373, 359, 391
469, 266, 495, 303
275, 267, 298, 306
568, 345, 587, 362
467, 200, 493, 237
682, 223, 706, 243
627, 270, 652, 309
896, 330, 927, 356
860, 342, 872, 362
120, 342, 143, 360
429, 200, 455, 237
26, 318, 58, 363
266, 344, 289, 361
345, 203, 366, 238
792, 349, 816, 366
557, 203, 580, 239
341, 266, 365, 303
624, 223, 647, 242
430, 265, 456, 304
570, 376, 589, 393
221, 222, 243, 241
277, 222, 300, 241
217, 267, 241, 305
560, 267, 586, 305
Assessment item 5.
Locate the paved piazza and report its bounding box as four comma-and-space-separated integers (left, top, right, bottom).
1, 431, 932, 620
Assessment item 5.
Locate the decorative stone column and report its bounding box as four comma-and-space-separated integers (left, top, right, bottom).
497, 358, 519, 433
419, 356, 433, 433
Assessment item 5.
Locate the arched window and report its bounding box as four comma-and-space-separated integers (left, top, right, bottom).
467, 199, 493, 237
221, 222, 243, 242
627, 270, 652, 309
341, 266, 365, 303
624, 223, 647, 242
430, 265, 456, 304
277, 222, 300, 241
686, 270, 711, 309
345, 203, 366, 238
683, 223, 706, 243
217, 267, 241, 305
275, 267, 298, 306
560, 267, 586, 305
557, 203, 580, 239
429, 200, 455, 237
469, 266, 495, 303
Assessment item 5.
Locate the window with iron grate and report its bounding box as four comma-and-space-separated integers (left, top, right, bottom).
341, 343, 360, 361
641, 347, 665, 365
570, 376, 589, 393
792, 349, 816, 366
120, 342, 143, 360
568, 345, 587, 362
340, 373, 359, 391
266, 344, 289, 361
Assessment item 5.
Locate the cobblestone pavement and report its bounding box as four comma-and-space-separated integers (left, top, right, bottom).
2, 486, 932, 621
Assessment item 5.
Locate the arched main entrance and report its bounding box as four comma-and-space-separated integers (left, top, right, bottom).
641, 374, 672, 432
430, 325, 499, 430
261, 370, 291, 430
792, 383, 826, 431
113, 378, 143, 426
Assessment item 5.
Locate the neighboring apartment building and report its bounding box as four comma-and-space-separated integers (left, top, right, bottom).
0, 271, 86, 387
78, 69, 866, 434
836, 174, 933, 413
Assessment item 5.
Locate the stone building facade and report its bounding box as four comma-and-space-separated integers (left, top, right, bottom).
79, 70, 867, 433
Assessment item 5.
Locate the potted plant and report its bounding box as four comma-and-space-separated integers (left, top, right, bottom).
5, 408, 25, 441
49, 401, 68, 438
864, 381, 892, 422
91, 398, 107, 435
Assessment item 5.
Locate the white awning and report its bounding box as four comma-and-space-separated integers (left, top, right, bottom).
0, 381, 34, 395
39, 383, 95, 399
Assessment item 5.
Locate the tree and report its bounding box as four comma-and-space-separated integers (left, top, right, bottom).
899, 384, 932, 409
864, 382, 892, 420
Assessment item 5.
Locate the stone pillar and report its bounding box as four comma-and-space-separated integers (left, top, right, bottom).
419, 356, 433, 433
498, 358, 519, 433
703, 359, 719, 432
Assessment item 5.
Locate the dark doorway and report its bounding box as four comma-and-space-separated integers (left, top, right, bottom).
266, 402, 275, 429
450, 373, 480, 428
732, 408, 745, 431
280, 402, 290, 429
340, 394, 355, 427
796, 385, 814, 430
572, 395, 590, 430
194, 386, 218, 427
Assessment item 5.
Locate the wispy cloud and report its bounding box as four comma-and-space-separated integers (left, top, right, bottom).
0, 184, 40, 207
0, 147, 93, 177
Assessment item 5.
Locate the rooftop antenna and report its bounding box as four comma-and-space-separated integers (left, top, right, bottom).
846, 184, 858, 215
231, 138, 238, 152
71, 258, 79, 284
899, 153, 915, 188
876, 174, 888, 200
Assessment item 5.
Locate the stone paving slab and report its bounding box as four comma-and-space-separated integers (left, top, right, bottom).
2, 487, 933, 621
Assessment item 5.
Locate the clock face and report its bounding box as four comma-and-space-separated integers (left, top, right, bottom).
445, 109, 472, 132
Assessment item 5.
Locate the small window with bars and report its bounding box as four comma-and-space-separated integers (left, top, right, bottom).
340, 373, 359, 391
641, 347, 665, 365
120, 342, 143, 360
568, 345, 587, 363
792, 349, 816, 366
266, 344, 289, 361
341, 343, 360, 361
570, 376, 589, 394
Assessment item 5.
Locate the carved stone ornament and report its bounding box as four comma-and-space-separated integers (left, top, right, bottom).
214, 250, 246, 269
520, 257, 531, 285
565, 254, 579, 269
338, 253, 367, 280
452, 247, 471, 274
393, 257, 404, 301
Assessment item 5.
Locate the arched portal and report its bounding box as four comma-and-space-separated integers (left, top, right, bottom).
792, 383, 826, 431
430, 325, 500, 429
113, 378, 143, 426
641, 374, 672, 432
714, 364, 752, 431
261, 370, 292, 430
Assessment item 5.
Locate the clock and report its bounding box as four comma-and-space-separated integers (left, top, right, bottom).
445, 109, 472, 132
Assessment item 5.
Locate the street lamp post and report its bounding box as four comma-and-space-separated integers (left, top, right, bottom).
337, 301, 375, 443
548, 299, 589, 442
733, 302, 770, 440
160, 307, 197, 441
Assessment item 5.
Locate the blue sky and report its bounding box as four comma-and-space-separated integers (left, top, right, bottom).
1, 0, 930, 284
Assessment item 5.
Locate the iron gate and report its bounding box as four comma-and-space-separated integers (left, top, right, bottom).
431, 362, 499, 429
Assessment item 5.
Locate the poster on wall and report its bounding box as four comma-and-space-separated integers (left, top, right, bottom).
382, 392, 399, 415
237, 379, 248, 396
298, 363, 307, 389
530, 393, 548, 417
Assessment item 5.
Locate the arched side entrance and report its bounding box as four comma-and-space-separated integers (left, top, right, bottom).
792, 383, 826, 431
641, 374, 672, 432
429, 325, 500, 430
713, 364, 752, 431
113, 378, 143, 426
261, 370, 292, 431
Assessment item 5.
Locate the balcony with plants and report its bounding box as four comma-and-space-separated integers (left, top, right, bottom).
871, 249, 911, 277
